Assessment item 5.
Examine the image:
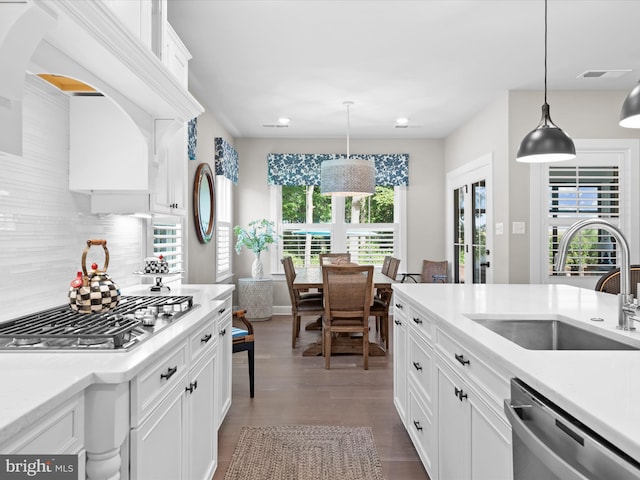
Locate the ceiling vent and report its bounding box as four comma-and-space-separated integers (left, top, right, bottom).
261, 124, 289, 128
394, 124, 422, 129
577, 69, 631, 79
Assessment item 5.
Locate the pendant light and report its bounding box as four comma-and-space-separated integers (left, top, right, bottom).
619, 81, 640, 128
321, 102, 375, 196
516, 0, 575, 163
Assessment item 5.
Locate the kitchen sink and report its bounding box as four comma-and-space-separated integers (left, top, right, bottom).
468, 316, 639, 350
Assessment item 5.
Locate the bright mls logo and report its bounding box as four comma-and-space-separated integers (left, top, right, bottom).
0, 455, 77, 480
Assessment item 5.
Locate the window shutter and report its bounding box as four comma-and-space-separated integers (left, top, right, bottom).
153, 222, 183, 272
548, 165, 620, 276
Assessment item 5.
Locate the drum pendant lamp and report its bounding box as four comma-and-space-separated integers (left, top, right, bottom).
321, 102, 375, 196
516, 0, 575, 163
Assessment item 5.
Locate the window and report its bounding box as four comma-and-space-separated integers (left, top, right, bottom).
548, 165, 619, 276
152, 221, 183, 272
530, 139, 639, 285
216, 175, 233, 281
274, 185, 402, 271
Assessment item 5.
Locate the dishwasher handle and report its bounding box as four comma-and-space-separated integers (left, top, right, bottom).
504, 400, 589, 480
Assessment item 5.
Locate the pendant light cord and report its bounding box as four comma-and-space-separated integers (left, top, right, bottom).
544, 0, 548, 105
346, 102, 351, 160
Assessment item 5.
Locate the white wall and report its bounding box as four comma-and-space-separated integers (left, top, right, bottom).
234, 137, 445, 308
186, 107, 234, 284
445, 92, 510, 283
508, 90, 638, 283
0, 76, 145, 322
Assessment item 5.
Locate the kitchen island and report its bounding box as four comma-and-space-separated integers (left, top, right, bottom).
393, 283, 640, 479
0, 283, 234, 480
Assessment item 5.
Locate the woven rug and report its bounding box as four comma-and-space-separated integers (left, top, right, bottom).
223, 425, 386, 480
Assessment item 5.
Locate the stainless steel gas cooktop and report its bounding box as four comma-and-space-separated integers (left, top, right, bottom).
0, 296, 196, 351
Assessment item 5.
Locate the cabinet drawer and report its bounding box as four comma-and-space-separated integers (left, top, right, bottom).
131, 341, 188, 425
436, 328, 509, 408
408, 335, 434, 407
213, 296, 232, 318
407, 387, 435, 474
392, 294, 408, 321
190, 316, 217, 363
407, 305, 433, 342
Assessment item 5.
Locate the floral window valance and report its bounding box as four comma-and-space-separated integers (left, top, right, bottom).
214, 137, 238, 185
267, 153, 409, 186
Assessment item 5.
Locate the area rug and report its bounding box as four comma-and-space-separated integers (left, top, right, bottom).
223, 425, 386, 480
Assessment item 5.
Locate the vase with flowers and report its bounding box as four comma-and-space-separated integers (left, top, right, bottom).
234, 219, 278, 279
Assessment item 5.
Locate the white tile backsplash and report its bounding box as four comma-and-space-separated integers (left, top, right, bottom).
0, 76, 145, 321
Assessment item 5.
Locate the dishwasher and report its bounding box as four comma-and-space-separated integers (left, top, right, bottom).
504, 378, 640, 480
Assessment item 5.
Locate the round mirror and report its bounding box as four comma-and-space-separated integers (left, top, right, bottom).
193, 163, 215, 244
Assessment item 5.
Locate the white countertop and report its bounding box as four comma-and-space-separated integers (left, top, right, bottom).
393, 283, 640, 463
0, 283, 234, 446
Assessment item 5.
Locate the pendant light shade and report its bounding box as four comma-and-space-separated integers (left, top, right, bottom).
516, 0, 575, 163
517, 103, 576, 163
321, 102, 375, 197
619, 81, 640, 128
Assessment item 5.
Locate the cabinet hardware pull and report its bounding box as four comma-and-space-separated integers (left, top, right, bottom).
394, 319, 402, 326
454, 353, 470, 366
192, 380, 198, 390
185, 383, 194, 394
220, 328, 227, 336
413, 420, 423, 431
218, 307, 226, 315
454, 387, 468, 401
201, 334, 212, 343
395, 303, 403, 309
412, 317, 422, 325
161, 366, 177, 380
413, 362, 422, 371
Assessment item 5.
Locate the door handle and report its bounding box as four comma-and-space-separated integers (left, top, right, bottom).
480, 261, 490, 267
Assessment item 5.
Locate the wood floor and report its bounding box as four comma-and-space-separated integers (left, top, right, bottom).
213, 314, 430, 480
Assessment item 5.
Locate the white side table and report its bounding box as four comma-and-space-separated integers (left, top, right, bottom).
238, 278, 273, 321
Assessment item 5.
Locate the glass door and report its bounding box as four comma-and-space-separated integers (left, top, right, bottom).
448, 159, 492, 284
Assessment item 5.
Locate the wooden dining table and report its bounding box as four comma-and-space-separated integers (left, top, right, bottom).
292, 267, 395, 357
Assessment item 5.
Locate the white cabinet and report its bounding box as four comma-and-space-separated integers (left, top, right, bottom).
216, 302, 233, 427
130, 379, 186, 480
187, 351, 218, 480
393, 290, 513, 480
436, 357, 512, 480
150, 124, 187, 215
0, 392, 86, 478
130, 309, 222, 480
392, 295, 408, 424
69, 95, 149, 193
163, 23, 192, 88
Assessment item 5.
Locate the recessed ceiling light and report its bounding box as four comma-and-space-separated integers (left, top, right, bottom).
396, 117, 409, 125
278, 117, 290, 125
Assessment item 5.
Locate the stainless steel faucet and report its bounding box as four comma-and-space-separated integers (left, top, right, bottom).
554, 218, 636, 331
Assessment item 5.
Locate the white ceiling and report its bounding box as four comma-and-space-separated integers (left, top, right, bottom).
167, 0, 640, 139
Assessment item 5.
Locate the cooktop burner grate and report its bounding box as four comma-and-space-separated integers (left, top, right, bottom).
0, 296, 194, 351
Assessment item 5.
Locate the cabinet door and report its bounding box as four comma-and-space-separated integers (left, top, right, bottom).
217, 312, 233, 427
151, 125, 187, 215
188, 350, 218, 480
437, 361, 469, 480
130, 383, 186, 480
469, 394, 512, 480
393, 315, 408, 424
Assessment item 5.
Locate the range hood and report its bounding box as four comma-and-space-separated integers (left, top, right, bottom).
0, 0, 203, 157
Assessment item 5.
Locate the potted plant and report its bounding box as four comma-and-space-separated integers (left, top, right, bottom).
234, 219, 278, 279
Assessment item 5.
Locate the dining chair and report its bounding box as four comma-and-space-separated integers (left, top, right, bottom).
381, 256, 391, 276
372, 256, 400, 349
232, 309, 255, 398
595, 265, 640, 297
282, 257, 325, 348
319, 253, 351, 265
421, 259, 448, 283
322, 264, 374, 370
